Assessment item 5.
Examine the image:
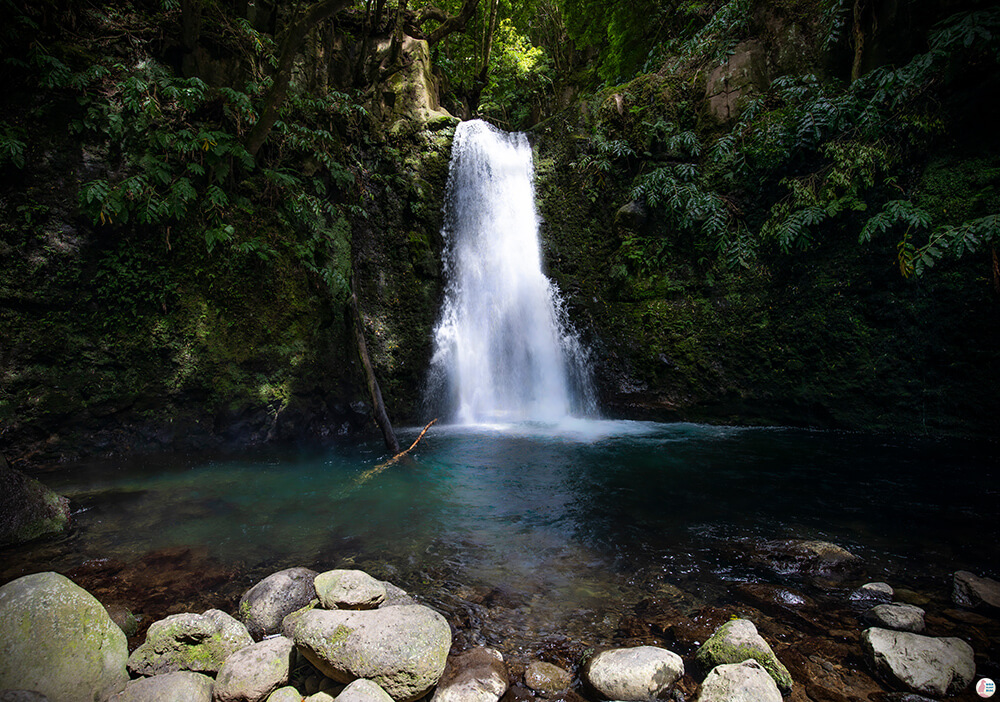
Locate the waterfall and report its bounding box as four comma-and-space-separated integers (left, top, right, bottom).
426, 120, 595, 424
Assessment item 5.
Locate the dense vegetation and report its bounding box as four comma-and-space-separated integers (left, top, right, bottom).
1, 0, 998, 462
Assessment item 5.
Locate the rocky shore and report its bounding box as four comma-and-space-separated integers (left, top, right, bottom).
1, 545, 998, 702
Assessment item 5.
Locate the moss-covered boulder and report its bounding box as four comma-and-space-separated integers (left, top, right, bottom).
283, 604, 451, 702
0, 454, 70, 547
127, 609, 252, 676
0, 571, 128, 701
694, 619, 792, 693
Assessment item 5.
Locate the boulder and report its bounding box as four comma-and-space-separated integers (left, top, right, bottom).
105, 603, 140, 638
0, 454, 71, 547
128, 609, 253, 676
850, 582, 894, 608
303, 694, 335, 702
697, 659, 782, 702
524, 661, 571, 694
110, 671, 214, 701
265, 688, 302, 702
380, 582, 417, 608
694, 619, 792, 693
584, 646, 684, 701
212, 635, 294, 702
952, 571, 1000, 612
864, 603, 925, 633
431, 647, 508, 702
0, 572, 128, 702
337, 680, 395, 702
861, 627, 975, 697
614, 201, 648, 233
238, 568, 318, 639
314, 570, 386, 610
284, 604, 451, 701
0, 692, 50, 701
749, 539, 862, 581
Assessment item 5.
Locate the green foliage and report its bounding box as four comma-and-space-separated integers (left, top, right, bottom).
0, 125, 26, 168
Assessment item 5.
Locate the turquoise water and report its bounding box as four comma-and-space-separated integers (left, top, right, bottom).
6, 421, 998, 647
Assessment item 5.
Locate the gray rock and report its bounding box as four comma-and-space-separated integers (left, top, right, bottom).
304, 694, 335, 702
0, 692, 50, 701
265, 688, 302, 702
614, 201, 648, 232
110, 671, 214, 702
698, 660, 782, 702
753, 539, 862, 580
314, 570, 387, 610
128, 609, 253, 676
337, 679, 395, 702
524, 661, 571, 694
284, 604, 451, 701
0, 455, 71, 547
864, 603, 925, 633
0, 572, 128, 702
883, 694, 939, 702
861, 627, 975, 697
851, 582, 894, 607
213, 635, 294, 702
379, 582, 417, 608
584, 646, 684, 701
431, 647, 508, 702
694, 619, 792, 693
953, 570, 1000, 612
105, 603, 140, 638
239, 568, 318, 639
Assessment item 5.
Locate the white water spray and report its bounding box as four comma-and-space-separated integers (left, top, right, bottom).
426, 120, 595, 424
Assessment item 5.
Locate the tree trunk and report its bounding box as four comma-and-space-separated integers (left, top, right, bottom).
851, 0, 867, 82
348, 288, 400, 455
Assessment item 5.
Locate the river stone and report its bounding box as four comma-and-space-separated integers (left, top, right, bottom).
265, 688, 302, 702
861, 627, 975, 697
0, 692, 50, 701
756, 539, 862, 580
952, 570, 1000, 612
239, 567, 318, 639
128, 609, 253, 676
584, 645, 684, 701
431, 647, 508, 702
0, 571, 129, 702
851, 582, 894, 608
314, 570, 386, 610
110, 671, 214, 701
524, 661, 571, 694
337, 679, 395, 702
698, 659, 782, 702
864, 603, 926, 633
213, 635, 294, 702
0, 455, 71, 547
284, 604, 451, 701
303, 694, 335, 702
380, 582, 417, 608
694, 619, 792, 693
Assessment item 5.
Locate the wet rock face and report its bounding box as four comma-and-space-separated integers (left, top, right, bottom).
0, 455, 70, 547
952, 570, 1000, 612
740, 539, 864, 583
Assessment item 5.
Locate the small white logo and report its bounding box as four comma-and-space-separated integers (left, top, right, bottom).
978, 677, 997, 698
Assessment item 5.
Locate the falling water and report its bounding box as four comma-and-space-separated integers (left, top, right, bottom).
426, 120, 595, 424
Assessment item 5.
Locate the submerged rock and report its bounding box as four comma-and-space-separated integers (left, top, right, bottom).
284, 604, 451, 701
864, 603, 925, 633
952, 570, 1000, 612
748, 539, 863, 581
0, 572, 128, 702
238, 567, 318, 639
694, 619, 792, 693
431, 647, 508, 702
850, 582, 894, 608
109, 671, 213, 702
0, 454, 71, 547
314, 570, 386, 610
583, 645, 684, 701
698, 660, 782, 702
212, 635, 294, 702
128, 609, 252, 676
524, 661, 571, 694
861, 627, 975, 697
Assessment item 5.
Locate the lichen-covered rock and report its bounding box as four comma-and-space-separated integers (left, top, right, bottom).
128, 609, 253, 676
694, 619, 792, 693
524, 661, 571, 694
952, 570, 1000, 612
584, 646, 684, 701
864, 603, 925, 633
212, 635, 294, 702
314, 570, 386, 610
0, 572, 128, 702
238, 567, 318, 639
0, 455, 71, 547
861, 628, 975, 697
431, 647, 508, 702
265, 687, 302, 702
284, 604, 450, 701
337, 679, 395, 702
698, 660, 782, 702
110, 671, 214, 701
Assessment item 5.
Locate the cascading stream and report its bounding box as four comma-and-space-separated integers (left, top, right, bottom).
426, 120, 595, 424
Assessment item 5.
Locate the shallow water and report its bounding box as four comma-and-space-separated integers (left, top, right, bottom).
5, 421, 998, 652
